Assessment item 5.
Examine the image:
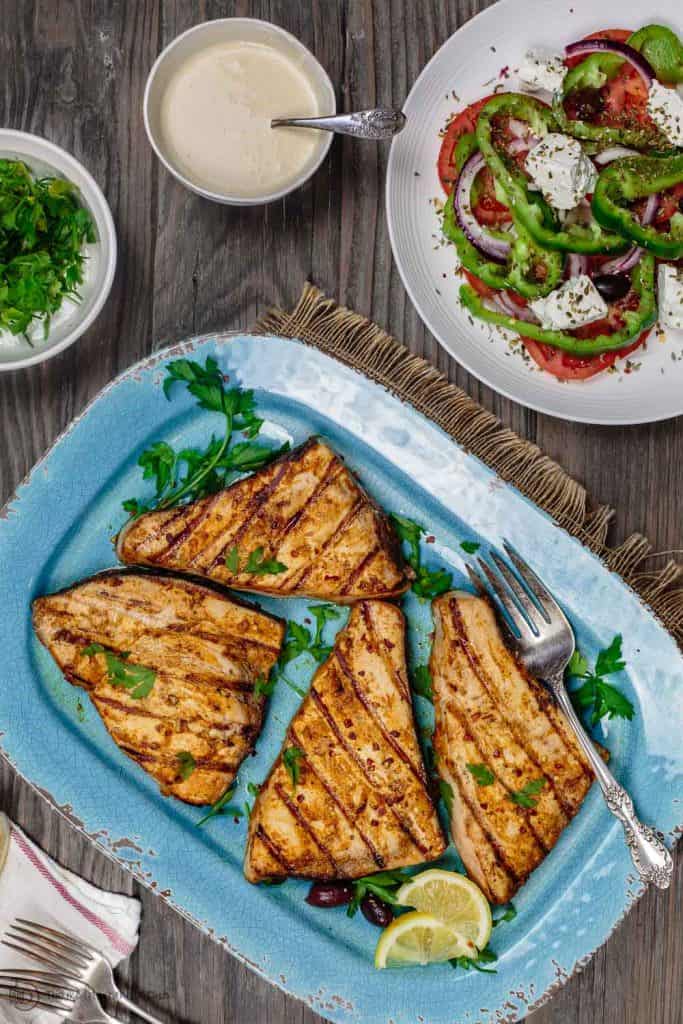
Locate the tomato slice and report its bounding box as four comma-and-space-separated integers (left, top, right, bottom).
437, 95, 496, 194
563, 28, 654, 132
522, 331, 650, 381
462, 269, 497, 300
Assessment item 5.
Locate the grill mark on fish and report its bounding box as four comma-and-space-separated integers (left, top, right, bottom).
273, 780, 339, 875
292, 497, 365, 587
442, 695, 543, 869
93, 694, 257, 733
332, 648, 425, 789
340, 544, 380, 595
207, 456, 297, 571
255, 825, 296, 874
310, 687, 428, 857
148, 498, 219, 563
443, 755, 521, 887
448, 598, 581, 822
360, 602, 412, 708
289, 720, 386, 869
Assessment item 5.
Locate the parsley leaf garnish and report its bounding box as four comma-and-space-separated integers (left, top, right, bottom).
254, 673, 276, 697
390, 513, 453, 599
566, 635, 634, 726
225, 545, 288, 575
176, 751, 196, 780
438, 779, 455, 816
245, 780, 261, 817
196, 786, 244, 827
460, 541, 481, 554
466, 763, 495, 786
82, 643, 156, 700
449, 945, 498, 973
123, 356, 288, 515
508, 777, 546, 808
411, 664, 433, 702
283, 746, 305, 788
492, 903, 517, 927
347, 870, 411, 918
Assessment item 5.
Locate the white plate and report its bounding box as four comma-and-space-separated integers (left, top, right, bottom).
0, 131, 117, 371
386, 0, 683, 424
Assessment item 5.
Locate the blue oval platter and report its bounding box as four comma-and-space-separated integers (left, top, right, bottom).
0, 333, 680, 1024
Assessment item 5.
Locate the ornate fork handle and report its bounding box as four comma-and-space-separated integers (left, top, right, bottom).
549, 673, 673, 889
271, 108, 406, 139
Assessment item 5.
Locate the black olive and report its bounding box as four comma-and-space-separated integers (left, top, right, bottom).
360, 892, 394, 928
564, 87, 604, 122
305, 881, 354, 908
592, 273, 631, 303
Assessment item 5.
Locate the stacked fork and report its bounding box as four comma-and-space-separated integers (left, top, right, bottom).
1, 919, 163, 1023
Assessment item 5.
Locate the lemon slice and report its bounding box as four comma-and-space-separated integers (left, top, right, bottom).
395, 869, 492, 950
374, 911, 476, 968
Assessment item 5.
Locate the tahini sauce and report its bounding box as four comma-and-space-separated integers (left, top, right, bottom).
159, 40, 323, 197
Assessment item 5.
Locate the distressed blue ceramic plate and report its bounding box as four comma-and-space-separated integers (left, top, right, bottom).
0, 334, 680, 1024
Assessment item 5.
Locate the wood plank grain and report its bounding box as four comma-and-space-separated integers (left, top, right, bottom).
0, 1, 679, 1023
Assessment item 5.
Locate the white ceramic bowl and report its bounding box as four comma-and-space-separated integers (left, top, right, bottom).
144, 18, 336, 206
0, 130, 116, 371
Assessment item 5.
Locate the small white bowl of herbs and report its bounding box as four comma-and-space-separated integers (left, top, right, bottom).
0, 130, 116, 370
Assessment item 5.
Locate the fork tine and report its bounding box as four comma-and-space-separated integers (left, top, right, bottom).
465, 563, 487, 596
14, 918, 99, 960
0, 982, 75, 1012
8, 923, 92, 966
476, 557, 536, 640
0, 968, 85, 988
1, 937, 82, 978
489, 550, 548, 630
502, 541, 564, 620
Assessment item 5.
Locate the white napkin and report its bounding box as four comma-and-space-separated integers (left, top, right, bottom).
0, 813, 140, 1023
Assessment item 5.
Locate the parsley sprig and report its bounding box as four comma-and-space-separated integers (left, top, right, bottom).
123, 357, 288, 517
176, 751, 196, 780
467, 763, 495, 787
450, 946, 498, 973
390, 514, 452, 599
411, 664, 433, 702
0, 160, 95, 339
566, 635, 634, 726
82, 643, 156, 700
225, 545, 288, 575
196, 785, 244, 827
508, 777, 546, 809
347, 870, 412, 918
283, 746, 305, 788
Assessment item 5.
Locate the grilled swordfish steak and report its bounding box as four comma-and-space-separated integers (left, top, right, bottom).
244, 601, 446, 883
32, 572, 285, 805
116, 439, 408, 602
431, 592, 595, 904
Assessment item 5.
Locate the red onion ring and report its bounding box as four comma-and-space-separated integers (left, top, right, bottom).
598, 193, 659, 275
594, 146, 640, 165
488, 291, 540, 323
564, 39, 654, 89
454, 151, 511, 264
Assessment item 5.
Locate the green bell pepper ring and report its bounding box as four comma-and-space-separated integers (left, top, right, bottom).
442, 173, 563, 298
629, 25, 683, 85
553, 26, 678, 149
459, 252, 656, 356
476, 94, 628, 254
592, 154, 683, 259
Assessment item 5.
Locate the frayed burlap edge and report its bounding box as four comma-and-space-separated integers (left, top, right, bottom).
254, 282, 683, 646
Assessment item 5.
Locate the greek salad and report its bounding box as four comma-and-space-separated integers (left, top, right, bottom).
439, 25, 683, 380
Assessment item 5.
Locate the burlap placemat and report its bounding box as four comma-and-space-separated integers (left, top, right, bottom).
255, 283, 683, 646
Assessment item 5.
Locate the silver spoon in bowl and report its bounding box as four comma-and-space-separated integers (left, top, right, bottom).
271, 107, 406, 140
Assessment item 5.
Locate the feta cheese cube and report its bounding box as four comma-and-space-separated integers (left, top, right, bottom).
658, 263, 683, 330
519, 50, 567, 94
529, 275, 608, 331
647, 80, 683, 147
525, 133, 598, 211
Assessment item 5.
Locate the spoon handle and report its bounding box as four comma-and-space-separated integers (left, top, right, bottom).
271, 108, 406, 139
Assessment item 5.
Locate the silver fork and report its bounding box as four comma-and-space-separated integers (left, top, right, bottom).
1, 919, 164, 1023
468, 541, 673, 890
0, 968, 123, 1021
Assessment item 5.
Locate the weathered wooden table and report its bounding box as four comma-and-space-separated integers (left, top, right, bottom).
1, 2, 680, 1022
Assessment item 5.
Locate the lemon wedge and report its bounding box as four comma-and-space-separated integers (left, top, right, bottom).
395, 868, 492, 950
374, 910, 476, 968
